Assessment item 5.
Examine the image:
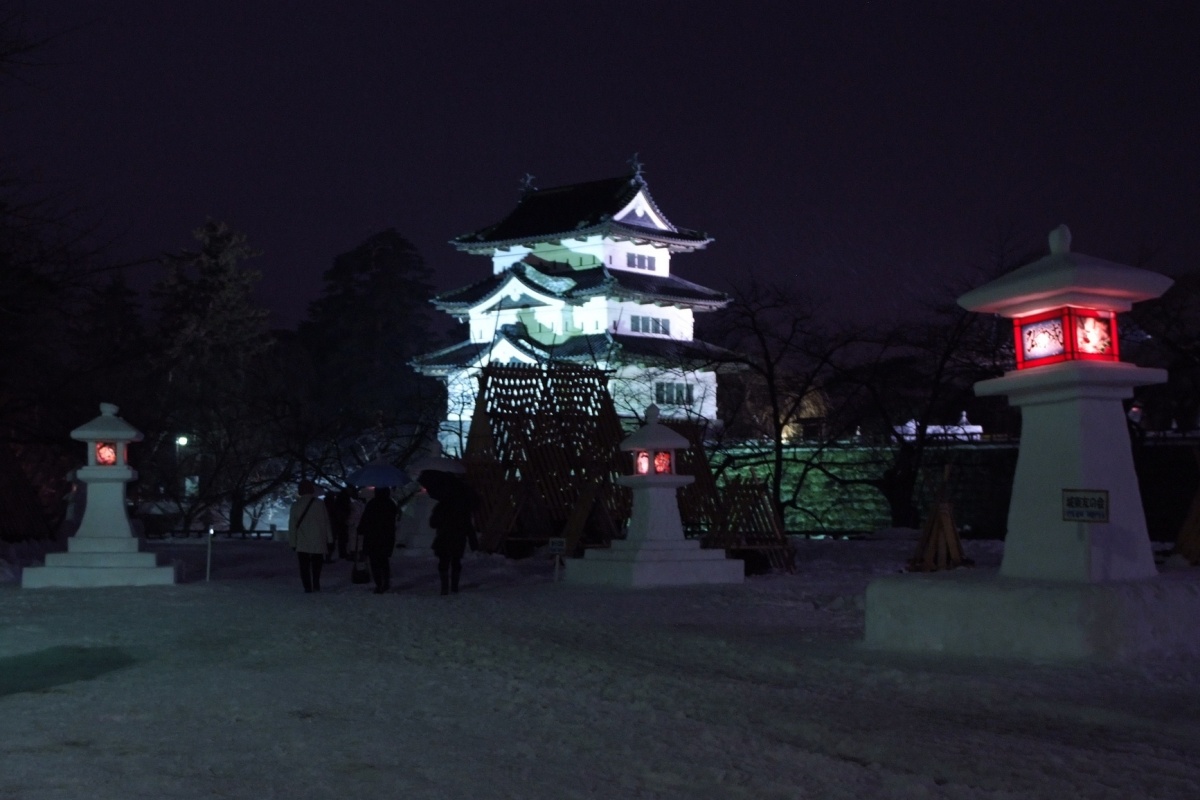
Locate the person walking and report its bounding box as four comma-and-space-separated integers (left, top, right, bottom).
288, 479, 333, 593
358, 486, 399, 594
419, 470, 479, 595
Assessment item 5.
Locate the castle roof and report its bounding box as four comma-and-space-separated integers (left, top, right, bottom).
411, 324, 741, 377
450, 172, 712, 253
432, 262, 729, 314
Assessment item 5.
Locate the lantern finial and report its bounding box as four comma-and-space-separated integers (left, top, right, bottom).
645, 404, 660, 424
1049, 224, 1072, 255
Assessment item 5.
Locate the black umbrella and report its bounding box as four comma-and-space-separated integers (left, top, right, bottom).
347, 461, 414, 489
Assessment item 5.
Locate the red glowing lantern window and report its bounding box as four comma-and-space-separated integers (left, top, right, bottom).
96, 442, 118, 465
654, 451, 673, 474
1013, 307, 1118, 369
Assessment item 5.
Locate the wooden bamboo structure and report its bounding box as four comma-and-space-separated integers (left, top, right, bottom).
460, 363, 794, 571
462, 363, 628, 553
703, 476, 795, 571
907, 465, 973, 572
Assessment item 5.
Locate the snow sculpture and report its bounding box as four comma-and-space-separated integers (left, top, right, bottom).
565, 405, 743, 587
22, 403, 175, 588
865, 226, 1200, 659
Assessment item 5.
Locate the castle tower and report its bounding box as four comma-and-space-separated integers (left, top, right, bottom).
412, 167, 734, 454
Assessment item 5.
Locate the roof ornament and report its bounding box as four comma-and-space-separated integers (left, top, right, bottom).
627, 153, 644, 182
1048, 224, 1072, 255
518, 173, 537, 198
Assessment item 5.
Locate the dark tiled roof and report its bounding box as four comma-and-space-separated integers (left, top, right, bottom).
450, 172, 711, 251
408, 340, 491, 374
432, 263, 728, 312
606, 271, 729, 307
412, 323, 740, 374
609, 334, 742, 364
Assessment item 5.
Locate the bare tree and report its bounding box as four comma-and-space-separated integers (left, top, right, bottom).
699, 279, 862, 526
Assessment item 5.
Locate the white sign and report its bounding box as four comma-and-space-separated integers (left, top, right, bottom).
1062, 489, 1109, 523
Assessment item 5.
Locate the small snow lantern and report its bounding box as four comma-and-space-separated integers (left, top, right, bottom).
623, 405, 686, 478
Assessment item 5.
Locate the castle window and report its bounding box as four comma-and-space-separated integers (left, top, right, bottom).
631, 315, 670, 335
625, 253, 657, 270
655, 382, 694, 406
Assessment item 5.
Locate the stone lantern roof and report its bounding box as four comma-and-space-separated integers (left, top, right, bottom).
958, 224, 1174, 317
70, 403, 143, 443
620, 405, 689, 452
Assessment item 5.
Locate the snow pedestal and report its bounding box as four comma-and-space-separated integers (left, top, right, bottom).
865, 226, 1200, 660
22, 404, 174, 589
865, 569, 1200, 660
396, 491, 436, 557
565, 406, 742, 588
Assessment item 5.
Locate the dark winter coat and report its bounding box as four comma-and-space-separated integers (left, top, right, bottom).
428, 491, 479, 560
417, 470, 480, 559
358, 491, 399, 558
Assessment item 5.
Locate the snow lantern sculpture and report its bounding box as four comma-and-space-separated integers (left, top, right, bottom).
564, 404, 742, 587
71, 402, 142, 538
958, 224, 1172, 582
619, 404, 694, 542
22, 402, 175, 588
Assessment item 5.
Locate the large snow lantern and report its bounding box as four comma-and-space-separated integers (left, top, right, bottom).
957, 224, 1172, 582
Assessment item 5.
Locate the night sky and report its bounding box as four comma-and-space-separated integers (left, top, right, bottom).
5, 1, 1198, 330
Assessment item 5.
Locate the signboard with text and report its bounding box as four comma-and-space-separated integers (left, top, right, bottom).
1062, 489, 1109, 523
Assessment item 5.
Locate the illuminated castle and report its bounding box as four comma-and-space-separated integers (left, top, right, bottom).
412, 167, 733, 453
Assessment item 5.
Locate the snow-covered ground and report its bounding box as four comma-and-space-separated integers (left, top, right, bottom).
2, 534, 1199, 799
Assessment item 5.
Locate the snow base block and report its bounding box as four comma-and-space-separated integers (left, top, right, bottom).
565, 539, 744, 588
864, 569, 1200, 661
22, 535, 175, 589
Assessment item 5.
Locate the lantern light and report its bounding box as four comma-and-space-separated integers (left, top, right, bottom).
96, 442, 118, 466
1013, 307, 1118, 370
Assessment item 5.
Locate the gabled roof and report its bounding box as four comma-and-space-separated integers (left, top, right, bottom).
432, 262, 729, 314
411, 323, 741, 376
450, 172, 712, 253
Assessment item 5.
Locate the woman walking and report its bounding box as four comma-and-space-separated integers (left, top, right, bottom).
288, 479, 333, 593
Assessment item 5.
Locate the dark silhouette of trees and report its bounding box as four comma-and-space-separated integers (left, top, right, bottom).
298, 228, 444, 473
141, 220, 282, 532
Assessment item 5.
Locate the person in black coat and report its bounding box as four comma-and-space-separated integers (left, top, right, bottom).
418, 470, 479, 595
358, 486, 398, 594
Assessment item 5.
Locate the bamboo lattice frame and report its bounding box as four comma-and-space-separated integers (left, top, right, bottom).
461, 362, 794, 570
463, 363, 628, 552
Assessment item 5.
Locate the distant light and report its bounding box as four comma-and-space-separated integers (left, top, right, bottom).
176, 435, 189, 446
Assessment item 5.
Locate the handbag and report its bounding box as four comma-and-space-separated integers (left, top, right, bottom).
350, 521, 371, 584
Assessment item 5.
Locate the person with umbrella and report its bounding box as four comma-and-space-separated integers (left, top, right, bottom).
418, 469, 479, 595
357, 485, 399, 594
345, 460, 417, 582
